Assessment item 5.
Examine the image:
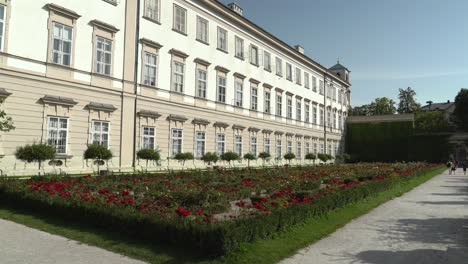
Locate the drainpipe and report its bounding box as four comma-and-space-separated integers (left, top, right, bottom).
323, 72, 328, 154
132, 0, 141, 168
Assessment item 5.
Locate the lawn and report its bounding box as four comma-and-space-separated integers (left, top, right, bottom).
0, 163, 444, 263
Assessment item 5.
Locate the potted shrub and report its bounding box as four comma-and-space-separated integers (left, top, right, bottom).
305, 153, 316, 164
15, 143, 56, 174
317, 153, 328, 163
243, 153, 257, 168
136, 148, 160, 170
174, 152, 194, 167
258, 152, 271, 166
84, 144, 113, 176
283, 152, 296, 165
201, 152, 218, 166
220, 151, 240, 167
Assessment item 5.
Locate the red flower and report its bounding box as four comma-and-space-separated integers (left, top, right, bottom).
197, 209, 203, 216
121, 190, 130, 196
271, 201, 279, 207
175, 207, 190, 217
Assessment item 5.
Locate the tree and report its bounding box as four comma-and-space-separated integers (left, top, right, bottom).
454, 88, 468, 129
370, 97, 397, 115
258, 152, 271, 166
201, 152, 218, 166
15, 143, 56, 172
136, 148, 160, 169
397, 87, 421, 114
317, 153, 328, 163
283, 152, 295, 164
415, 111, 451, 132
173, 152, 194, 166
243, 153, 256, 168
305, 153, 316, 164
220, 151, 240, 166
348, 104, 371, 116
84, 144, 113, 175
0, 98, 14, 132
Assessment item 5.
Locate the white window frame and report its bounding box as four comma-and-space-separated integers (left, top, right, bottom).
276, 139, 282, 159
305, 142, 310, 154
312, 76, 317, 92
172, 61, 185, 93
287, 97, 293, 119
235, 36, 244, 59
173, 4, 187, 34
171, 128, 183, 156
0, 5, 6, 52
95, 36, 112, 76
217, 27, 227, 52
216, 133, 225, 155
234, 80, 243, 107
250, 45, 259, 65
264, 137, 271, 154
296, 141, 302, 158
195, 131, 206, 158
47, 116, 69, 154
235, 135, 243, 156
264, 90, 271, 113
250, 136, 257, 156
91, 120, 110, 147
143, 52, 158, 87
276, 95, 282, 116
304, 72, 310, 89
305, 103, 310, 123
251, 85, 258, 110
196, 16, 209, 43
197, 69, 207, 98
142, 126, 155, 149
296, 100, 302, 121
52, 22, 73, 66
313, 105, 318, 124
286, 63, 293, 81
145, 0, 160, 22
287, 141, 293, 154
217, 75, 226, 103
295, 67, 302, 85
264, 51, 271, 71
276, 57, 283, 76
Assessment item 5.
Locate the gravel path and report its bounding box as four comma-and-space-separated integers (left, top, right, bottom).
0, 219, 146, 264
281, 170, 468, 264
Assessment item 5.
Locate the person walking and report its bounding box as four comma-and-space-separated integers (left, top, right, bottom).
463, 162, 467, 176
452, 161, 458, 174
447, 160, 453, 174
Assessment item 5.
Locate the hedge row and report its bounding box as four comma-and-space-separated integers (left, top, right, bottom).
0, 165, 442, 256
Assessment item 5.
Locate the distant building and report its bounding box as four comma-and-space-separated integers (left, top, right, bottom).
420, 100, 455, 120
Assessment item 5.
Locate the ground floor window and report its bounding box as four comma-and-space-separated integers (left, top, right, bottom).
216, 133, 225, 156
195, 131, 206, 158
305, 142, 310, 154
314, 143, 318, 154
287, 141, 292, 153
235, 135, 243, 156
171, 128, 183, 156
92, 121, 110, 147
296, 141, 302, 158
250, 136, 257, 156
47, 116, 68, 154
264, 138, 271, 154
276, 139, 282, 159
142, 126, 155, 149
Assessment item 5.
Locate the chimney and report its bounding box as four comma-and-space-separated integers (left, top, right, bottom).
447, 100, 450, 103
227, 2, 243, 16
295, 45, 304, 54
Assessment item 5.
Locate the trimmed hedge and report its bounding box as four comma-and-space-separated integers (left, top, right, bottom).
0, 165, 442, 256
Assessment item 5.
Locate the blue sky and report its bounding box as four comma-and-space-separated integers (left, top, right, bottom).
219, 0, 468, 106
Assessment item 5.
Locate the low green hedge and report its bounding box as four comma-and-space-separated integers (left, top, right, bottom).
0, 165, 442, 256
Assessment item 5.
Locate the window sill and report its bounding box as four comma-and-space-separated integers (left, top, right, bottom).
92, 72, 114, 80
172, 28, 188, 36
264, 68, 272, 73
55, 154, 73, 159
196, 39, 209, 46
276, 73, 283, 78
102, 0, 118, 6
217, 48, 228, 54
142, 16, 161, 25
250, 62, 259, 67
235, 55, 244, 61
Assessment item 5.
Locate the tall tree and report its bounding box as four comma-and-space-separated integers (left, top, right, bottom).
397, 87, 421, 114
348, 104, 371, 116
454, 88, 468, 129
370, 97, 397, 115
0, 98, 14, 132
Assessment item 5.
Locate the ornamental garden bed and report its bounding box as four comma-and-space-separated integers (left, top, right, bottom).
0, 163, 441, 256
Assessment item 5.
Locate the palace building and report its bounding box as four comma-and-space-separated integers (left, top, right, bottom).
0, 0, 351, 175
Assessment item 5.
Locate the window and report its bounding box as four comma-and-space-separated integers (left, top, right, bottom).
264, 51, 271, 71
264, 90, 271, 113
47, 117, 68, 154
52, 23, 72, 66
327, 110, 332, 128
286, 63, 292, 81
0, 5, 6, 51
171, 128, 183, 156
173, 5, 187, 34
234, 79, 243, 107
338, 90, 343, 103
216, 133, 225, 155
296, 142, 302, 159
145, 0, 160, 22
251, 85, 258, 110
197, 69, 207, 98
276, 57, 283, 76
143, 52, 157, 86
287, 141, 292, 153
287, 97, 292, 119
196, 17, 209, 43
328, 144, 332, 155
296, 68, 301, 85
320, 107, 324, 126
217, 27, 227, 52
250, 45, 259, 65
333, 112, 337, 129
195, 131, 206, 158
305, 143, 310, 154
312, 105, 318, 124
95, 36, 112, 75
276, 139, 282, 159
250, 137, 257, 156
339, 113, 343, 130
319, 80, 324, 95
304, 72, 310, 89
312, 76, 317, 92
217, 75, 226, 102
305, 103, 310, 123
276, 95, 282, 116
172, 61, 184, 92
320, 143, 324, 154
235, 36, 244, 59
92, 121, 110, 147
313, 143, 318, 154
235, 135, 242, 156
142, 126, 155, 149
264, 138, 271, 154
296, 100, 302, 121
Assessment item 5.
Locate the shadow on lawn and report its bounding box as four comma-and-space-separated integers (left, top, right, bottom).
0, 202, 219, 264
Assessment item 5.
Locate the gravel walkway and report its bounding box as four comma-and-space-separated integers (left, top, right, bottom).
0, 219, 146, 264
281, 170, 468, 264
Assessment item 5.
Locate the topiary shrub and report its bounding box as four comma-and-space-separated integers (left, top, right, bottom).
305, 153, 316, 164
201, 152, 218, 166
243, 153, 257, 168
173, 152, 194, 166
15, 143, 56, 173
220, 151, 240, 166
283, 152, 296, 164
137, 148, 160, 169
84, 144, 113, 175
258, 152, 271, 166
317, 153, 328, 163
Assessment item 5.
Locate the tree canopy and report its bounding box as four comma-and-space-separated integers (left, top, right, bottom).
0, 98, 14, 132
397, 87, 421, 114
454, 89, 468, 129
349, 97, 396, 116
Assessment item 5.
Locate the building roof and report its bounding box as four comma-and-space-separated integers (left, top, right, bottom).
329, 63, 350, 72
421, 102, 455, 111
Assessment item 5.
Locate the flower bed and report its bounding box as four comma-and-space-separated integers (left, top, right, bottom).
0, 163, 441, 255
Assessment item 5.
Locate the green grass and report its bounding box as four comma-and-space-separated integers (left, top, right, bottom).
0, 166, 445, 264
